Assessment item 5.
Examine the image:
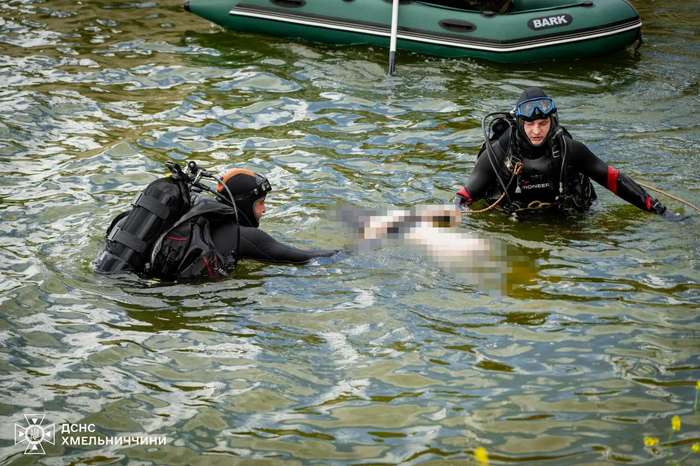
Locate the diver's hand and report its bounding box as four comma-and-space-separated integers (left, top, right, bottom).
660, 209, 689, 222
650, 198, 688, 221
454, 187, 471, 211
649, 198, 666, 215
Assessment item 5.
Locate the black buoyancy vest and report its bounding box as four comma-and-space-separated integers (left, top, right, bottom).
149, 199, 238, 280
480, 122, 595, 211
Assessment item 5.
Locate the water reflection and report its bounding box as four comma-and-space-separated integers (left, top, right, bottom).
0, 0, 698, 464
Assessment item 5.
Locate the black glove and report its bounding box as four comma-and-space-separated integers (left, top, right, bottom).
660, 209, 689, 222
649, 197, 666, 215
650, 198, 687, 221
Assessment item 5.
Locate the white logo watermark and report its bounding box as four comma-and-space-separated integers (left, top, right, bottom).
14, 414, 56, 455
14, 413, 167, 455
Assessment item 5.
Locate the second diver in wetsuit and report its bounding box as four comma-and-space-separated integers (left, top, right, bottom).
455, 87, 673, 219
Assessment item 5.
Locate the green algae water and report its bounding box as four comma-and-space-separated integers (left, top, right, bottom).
0, 1, 698, 464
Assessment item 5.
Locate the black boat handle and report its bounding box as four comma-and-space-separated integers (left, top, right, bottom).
271, 0, 305, 7
439, 19, 476, 33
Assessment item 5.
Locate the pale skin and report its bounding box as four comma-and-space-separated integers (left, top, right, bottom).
254, 196, 266, 222
358, 205, 491, 273
523, 117, 551, 146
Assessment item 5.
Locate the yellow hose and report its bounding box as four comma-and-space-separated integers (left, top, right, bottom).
462, 168, 698, 215
466, 192, 505, 213
465, 161, 522, 214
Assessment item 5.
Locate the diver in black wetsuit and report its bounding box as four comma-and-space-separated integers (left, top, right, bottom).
455, 87, 671, 218
96, 166, 337, 280
209, 168, 337, 264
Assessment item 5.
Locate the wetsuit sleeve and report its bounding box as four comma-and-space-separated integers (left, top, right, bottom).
567, 140, 665, 214
456, 144, 500, 204
240, 227, 336, 263
213, 223, 337, 264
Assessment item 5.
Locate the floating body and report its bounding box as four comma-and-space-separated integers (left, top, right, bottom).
184, 0, 642, 63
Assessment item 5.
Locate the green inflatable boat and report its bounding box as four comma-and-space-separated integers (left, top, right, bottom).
184, 0, 642, 63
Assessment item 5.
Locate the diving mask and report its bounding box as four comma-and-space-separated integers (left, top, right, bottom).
514, 97, 557, 121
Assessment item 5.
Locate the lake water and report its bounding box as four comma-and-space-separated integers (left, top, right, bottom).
0, 0, 698, 464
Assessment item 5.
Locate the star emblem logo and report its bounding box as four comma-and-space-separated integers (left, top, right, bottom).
14, 413, 55, 455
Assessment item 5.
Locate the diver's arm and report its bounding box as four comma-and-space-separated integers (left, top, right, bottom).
237, 226, 336, 264
456, 144, 501, 205
568, 140, 665, 214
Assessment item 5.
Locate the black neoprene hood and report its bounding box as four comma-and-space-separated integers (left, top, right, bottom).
514, 86, 559, 152
514, 86, 557, 120
516, 86, 549, 105
221, 172, 266, 228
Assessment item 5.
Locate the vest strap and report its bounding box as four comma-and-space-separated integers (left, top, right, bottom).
134, 192, 170, 220
108, 226, 148, 254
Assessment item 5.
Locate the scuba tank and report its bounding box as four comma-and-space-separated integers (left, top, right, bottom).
95, 161, 242, 278
94, 163, 193, 275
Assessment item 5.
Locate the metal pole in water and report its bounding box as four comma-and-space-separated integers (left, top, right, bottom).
388, 0, 399, 75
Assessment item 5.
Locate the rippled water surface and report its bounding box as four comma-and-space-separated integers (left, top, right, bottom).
1, 0, 699, 464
